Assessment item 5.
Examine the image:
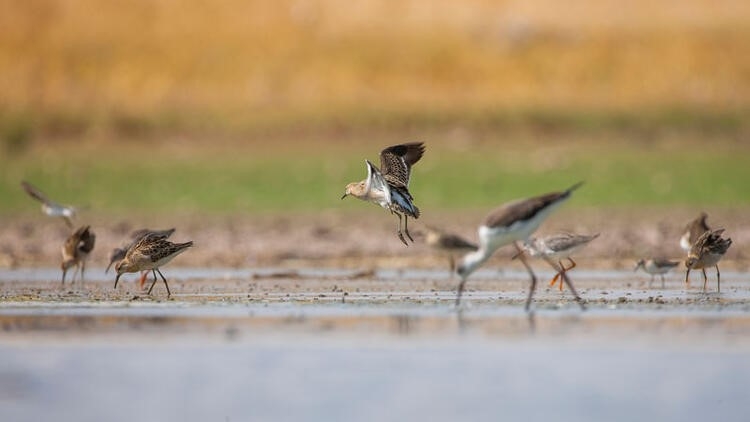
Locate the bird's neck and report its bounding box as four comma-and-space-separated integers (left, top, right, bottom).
460, 247, 493, 278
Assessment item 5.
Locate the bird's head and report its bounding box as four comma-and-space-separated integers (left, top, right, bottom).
634, 259, 645, 272
341, 182, 365, 200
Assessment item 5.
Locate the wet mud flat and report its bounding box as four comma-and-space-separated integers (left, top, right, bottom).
1, 268, 750, 422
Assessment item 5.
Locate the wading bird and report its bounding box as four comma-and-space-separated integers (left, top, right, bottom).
455, 182, 585, 310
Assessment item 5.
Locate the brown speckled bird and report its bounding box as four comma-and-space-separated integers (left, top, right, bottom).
685, 228, 731, 292
342, 142, 425, 245
106, 228, 176, 288
114, 232, 192, 297
61, 225, 96, 284
680, 212, 710, 252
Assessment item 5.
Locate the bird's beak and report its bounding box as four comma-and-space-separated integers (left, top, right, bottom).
114, 273, 122, 289
341, 193, 347, 200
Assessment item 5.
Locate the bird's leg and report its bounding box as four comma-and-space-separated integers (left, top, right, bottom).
139, 271, 149, 289
404, 215, 414, 242
543, 256, 585, 310
61, 268, 67, 285
549, 261, 562, 287
147, 269, 159, 295
514, 242, 538, 312
716, 265, 721, 293
559, 268, 586, 310
701, 268, 708, 292
660, 274, 665, 289
156, 268, 172, 298
394, 213, 408, 246
449, 255, 456, 280
80, 260, 86, 285
558, 259, 577, 291
455, 278, 467, 307
550, 259, 576, 291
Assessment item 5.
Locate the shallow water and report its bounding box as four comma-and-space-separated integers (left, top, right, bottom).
1, 267, 749, 421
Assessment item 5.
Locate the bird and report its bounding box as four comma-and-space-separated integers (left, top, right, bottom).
680, 212, 710, 252
106, 228, 176, 288
455, 182, 585, 310
114, 232, 193, 297
634, 258, 680, 288
520, 232, 599, 291
61, 225, 96, 285
421, 225, 478, 276
21, 180, 78, 228
342, 142, 425, 246
685, 228, 732, 293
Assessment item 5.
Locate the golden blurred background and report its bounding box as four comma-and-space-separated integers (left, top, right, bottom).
2, 0, 749, 139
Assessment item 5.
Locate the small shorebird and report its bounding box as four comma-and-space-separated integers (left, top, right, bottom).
21, 180, 78, 228
106, 228, 176, 288
685, 228, 732, 293
634, 258, 680, 288
342, 142, 425, 246
114, 232, 193, 297
455, 182, 585, 310
421, 225, 478, 275
680, 212, 710, 252
61, 225, 96, 285
520, 232, 599, 291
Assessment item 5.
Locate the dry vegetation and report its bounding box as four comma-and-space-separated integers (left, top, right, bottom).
1, 0, 749, 137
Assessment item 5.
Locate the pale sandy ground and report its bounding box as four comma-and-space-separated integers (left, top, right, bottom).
1, 210, 749, 422
1, 208, 749, 269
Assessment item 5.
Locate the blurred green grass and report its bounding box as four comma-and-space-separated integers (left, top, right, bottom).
2, 138, 748, 215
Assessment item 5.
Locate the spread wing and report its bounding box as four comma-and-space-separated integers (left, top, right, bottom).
21, 180, 55, 206
379, 142, 425, 188
484, 182, 583, 228
365, 160, 391, 203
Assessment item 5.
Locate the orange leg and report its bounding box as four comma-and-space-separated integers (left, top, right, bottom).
549, 258, 577, 291
138, 271, 149, 289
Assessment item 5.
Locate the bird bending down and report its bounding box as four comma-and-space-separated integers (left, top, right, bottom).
421, 225, 478, 276
520, 232, 599, 291
680, 212, 710, 252
106, 228, 176, 288
21, 180, 78, 228
114, 232, 193, 297
455, 182, 585, 311
61, 225, 96, 284
634, 258, 679, 289
685, 228, 731, 293
342, 142, 425, 245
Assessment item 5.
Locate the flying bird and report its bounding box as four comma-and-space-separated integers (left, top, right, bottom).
21, 180, 78, 228
342, 142, 425, 245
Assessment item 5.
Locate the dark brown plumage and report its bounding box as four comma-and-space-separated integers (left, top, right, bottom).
685, 228, 732, 292
483, 182, 583, 229
61, 225, 96, 284
114, 232, 193, 297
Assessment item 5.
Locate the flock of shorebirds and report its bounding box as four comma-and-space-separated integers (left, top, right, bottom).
20, 142, 733, 310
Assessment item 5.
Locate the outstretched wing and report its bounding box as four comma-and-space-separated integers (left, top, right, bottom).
379, 142, 425, 188
21, 180, 54, 205
365, 160, 391, 204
